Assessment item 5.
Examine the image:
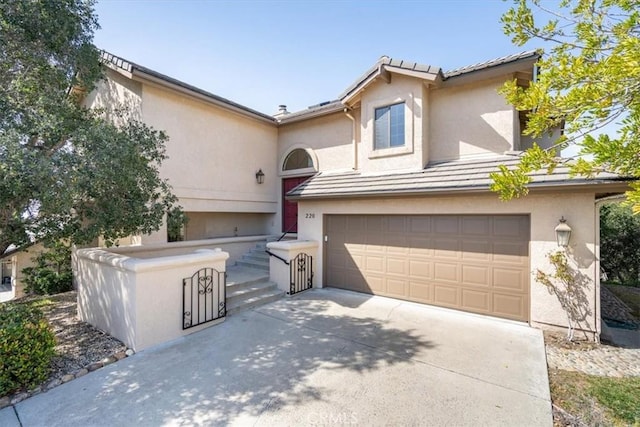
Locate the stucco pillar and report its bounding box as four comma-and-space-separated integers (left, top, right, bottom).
266, 240, 319, 294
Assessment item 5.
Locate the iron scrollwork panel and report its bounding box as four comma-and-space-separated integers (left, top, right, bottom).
183, 267, 226, 330
289, 253, 313, 295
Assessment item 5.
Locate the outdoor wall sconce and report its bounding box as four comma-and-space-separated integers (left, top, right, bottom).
555, 217, 572, 247
255, 169, 265, 184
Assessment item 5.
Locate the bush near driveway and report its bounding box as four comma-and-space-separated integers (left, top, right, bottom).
600, 204, 640, 286
0, 302, 56, 396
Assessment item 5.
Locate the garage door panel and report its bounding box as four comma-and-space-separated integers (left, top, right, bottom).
386, 257, 407, 275
462, 265, 490, 287
462, 289, 490, 312
326, 214, 529, 322
433, 239, 460, 258
365, 255, 384, 273
433, 216, 459, 235
409, 281, 433, 301
365, 275, 384, 293
462, 216, 491, 236
386, 278, 407, 297
462, 240, 492, 260
434, 262, 459, 282
434, 285, 459, 306
494, 216, 528, 239
387, 216, 407, 233
409, 216, 432, 233
385, 234, 408, 254
408, 237, 434, 257
493, 294, 526, 319
493, 268, 526, 292
409, 260, 432, 279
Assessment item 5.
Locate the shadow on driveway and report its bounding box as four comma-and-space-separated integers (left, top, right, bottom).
8, 288, 551, 426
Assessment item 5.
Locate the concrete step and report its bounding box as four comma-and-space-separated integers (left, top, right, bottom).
226, 266, 269, 288
235, 259, 269, 271
227, 280, 278, 305
243, 252, 269, 262
226, 287, 283, 316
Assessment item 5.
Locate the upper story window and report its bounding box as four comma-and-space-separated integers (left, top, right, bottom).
283, 148, 313, 170
374, 102, 405, 150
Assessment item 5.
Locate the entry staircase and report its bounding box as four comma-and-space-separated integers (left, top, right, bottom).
226, 238, 286, 315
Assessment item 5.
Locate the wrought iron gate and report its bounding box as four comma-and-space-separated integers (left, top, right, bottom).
183, 268, 226, 329
289, 253, 313, 295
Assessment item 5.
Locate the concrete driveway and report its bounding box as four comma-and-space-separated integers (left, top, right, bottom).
0, 289, 551, 426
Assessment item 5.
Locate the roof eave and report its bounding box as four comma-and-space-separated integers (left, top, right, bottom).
277, 103, 346, 125
286, 179, 632, 201
442, 54, 540, 87
132, 69, 277, 125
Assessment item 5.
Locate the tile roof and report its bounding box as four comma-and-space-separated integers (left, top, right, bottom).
444, 50, 540, 79
287, 156, 630, 199
338, 55, 442, 101
99, 51, 276, 123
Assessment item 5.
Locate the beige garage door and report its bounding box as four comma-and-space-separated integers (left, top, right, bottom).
325, 215, 530, 322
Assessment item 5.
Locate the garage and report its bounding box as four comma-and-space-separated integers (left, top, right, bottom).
325, 214, 530, 321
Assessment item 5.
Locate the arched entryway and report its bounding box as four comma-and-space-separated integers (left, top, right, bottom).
281, 148, 316, 233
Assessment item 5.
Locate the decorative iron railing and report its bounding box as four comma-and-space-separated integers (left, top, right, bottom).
289, 253, 313, 295
183, 268, 226, 329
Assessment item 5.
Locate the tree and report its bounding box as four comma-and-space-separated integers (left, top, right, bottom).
0, 0, 177, 253
600, 203, 640, 284
491, 0, 640, 209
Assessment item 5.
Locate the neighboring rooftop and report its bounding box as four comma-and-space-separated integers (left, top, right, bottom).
286, 156, 630, 200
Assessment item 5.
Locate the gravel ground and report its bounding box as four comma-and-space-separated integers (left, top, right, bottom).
1, 291, 127, 406
37, 292, 127, 380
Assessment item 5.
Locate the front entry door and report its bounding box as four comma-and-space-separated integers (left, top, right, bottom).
282, 176, 310, 233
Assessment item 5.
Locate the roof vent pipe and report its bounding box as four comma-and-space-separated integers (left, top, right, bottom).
274, 104, 289, 118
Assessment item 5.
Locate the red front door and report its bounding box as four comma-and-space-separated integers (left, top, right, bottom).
282, 176, 310, 233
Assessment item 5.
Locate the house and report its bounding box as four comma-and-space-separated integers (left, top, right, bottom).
81, 50, 630, 338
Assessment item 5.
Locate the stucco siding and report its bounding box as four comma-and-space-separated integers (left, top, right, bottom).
297, 191, 599, 333
358, 75, 426, 172
185, 212, 272, 240
278, 112, 353, 173
84, 68, 143, 123
430, 78, 515, 162
141, 83, 278, 216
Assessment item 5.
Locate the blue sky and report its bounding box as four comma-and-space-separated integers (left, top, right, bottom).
94, 0, 538, 115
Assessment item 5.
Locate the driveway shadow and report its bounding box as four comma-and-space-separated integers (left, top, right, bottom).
38, 292, 434, 426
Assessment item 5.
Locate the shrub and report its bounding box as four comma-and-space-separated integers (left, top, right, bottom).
23, 242, 73, 295
600, 203, 640, 286
0, 303, 56, 396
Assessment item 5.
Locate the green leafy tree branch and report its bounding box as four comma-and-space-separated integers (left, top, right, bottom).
0, 0, 180, 252
492, 0, 640, 209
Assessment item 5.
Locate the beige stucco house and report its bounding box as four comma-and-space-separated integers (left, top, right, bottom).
75, 50, 632, 338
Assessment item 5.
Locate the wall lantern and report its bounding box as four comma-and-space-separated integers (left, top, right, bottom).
255, 169, 265, 184
554, 217, 572, 247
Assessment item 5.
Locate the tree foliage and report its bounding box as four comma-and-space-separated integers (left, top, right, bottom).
22, 242, 73, 295
600, 203, 640, 284
0, 0, 177, 253
492, 0, 640, 208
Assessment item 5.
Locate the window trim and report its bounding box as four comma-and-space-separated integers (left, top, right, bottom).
367, 97, 414, 159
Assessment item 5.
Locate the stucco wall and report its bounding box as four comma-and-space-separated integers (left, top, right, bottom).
141, 83, 278, 217
278, 112, 353, 174
76, 247, 229, 351
84, 68, 143, 123
358, 75, 427, 173
430, 77, 515, 162
296, 191, 599, 334
185, 212, 272, 240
